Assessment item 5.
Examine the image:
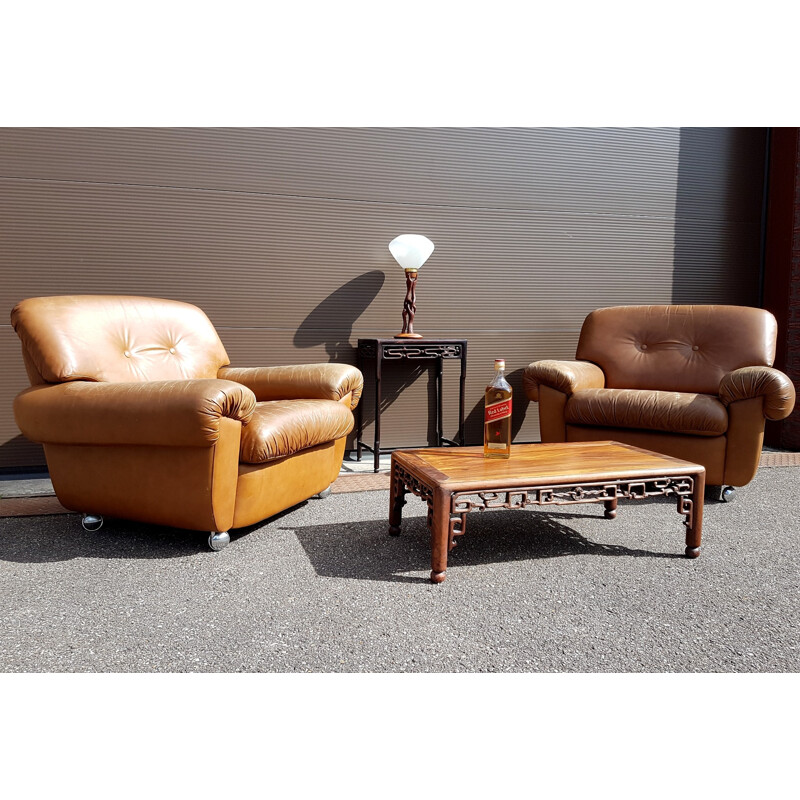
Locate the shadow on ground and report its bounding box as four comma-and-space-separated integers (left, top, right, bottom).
290, 507, 683, 584
0, 503, 309, 564
1, 486, 715, 567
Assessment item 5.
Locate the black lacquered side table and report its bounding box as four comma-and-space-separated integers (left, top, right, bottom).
356, 338, 467, 473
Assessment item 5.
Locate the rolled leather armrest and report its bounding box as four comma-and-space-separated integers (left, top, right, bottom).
14, 379, 257, 447
218, 363, 364, 410
523, 360, 606, 401
718, 366, 796, 421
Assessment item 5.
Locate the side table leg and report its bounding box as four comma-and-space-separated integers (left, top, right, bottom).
374, 356, 382, 473
436, 356, 443, 446
684, 471, 705, 558
388, 458, 405, 536
430, 487, 451, 583
356, 351, 363, 461
458, 347, 466, 445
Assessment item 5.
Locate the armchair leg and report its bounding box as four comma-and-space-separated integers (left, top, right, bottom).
317, 486, 332, 499
720, 486, 736, 503
708, 485, 737, 503
81, 514, 104, 532
208, 531, 230, 551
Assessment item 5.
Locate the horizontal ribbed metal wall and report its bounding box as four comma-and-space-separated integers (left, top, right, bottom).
0, 127, 767, 468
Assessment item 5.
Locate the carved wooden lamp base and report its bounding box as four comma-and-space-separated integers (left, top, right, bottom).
395, 268, 423, 339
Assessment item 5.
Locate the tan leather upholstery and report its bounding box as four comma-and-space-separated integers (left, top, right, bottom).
44, 418, 243, 532
233, 439, 346, 528
219, 364, 363, 409
11, 295, 230, 384
524, 305, 796, 488
240, 399, 354, 463
10, 295, 363, 541
14, 379, 256, 446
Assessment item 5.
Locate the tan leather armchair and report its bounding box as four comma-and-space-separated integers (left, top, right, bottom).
11, 295, 363, 549
523, 305, 796, 500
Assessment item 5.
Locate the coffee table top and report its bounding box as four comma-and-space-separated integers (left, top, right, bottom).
391, 441, 704, 491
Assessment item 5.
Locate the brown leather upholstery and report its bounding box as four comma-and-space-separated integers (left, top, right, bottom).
536, 385, 570, 443
564, 425, 729, 485
524, 305, 796, 489
10, 295, 364, 542
522, 359, 605, 402
576, 305, 777, 393
566, 389, 728, 437
718, 366, 796, 419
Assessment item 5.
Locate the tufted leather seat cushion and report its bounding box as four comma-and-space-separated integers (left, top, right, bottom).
240, 398, 354, 463
565, 388, 729, 437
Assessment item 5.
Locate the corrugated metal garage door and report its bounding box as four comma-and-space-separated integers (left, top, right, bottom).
0, 127, 767, 468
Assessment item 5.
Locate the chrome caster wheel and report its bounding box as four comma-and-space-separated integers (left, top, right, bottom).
317, 486, 332, 499
81, 514, 104, 532
721, 486, 736, 503
208, 531, 230, 551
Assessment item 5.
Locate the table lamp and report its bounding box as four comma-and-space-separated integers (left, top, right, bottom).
389, 233, 434, 339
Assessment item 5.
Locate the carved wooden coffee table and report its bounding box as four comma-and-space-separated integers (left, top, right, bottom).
388, 441, 705, 583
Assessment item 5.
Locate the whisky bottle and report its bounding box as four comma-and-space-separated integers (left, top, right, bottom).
484, 359, 512, 459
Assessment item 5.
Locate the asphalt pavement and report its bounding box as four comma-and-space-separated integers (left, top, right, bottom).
1, 467, 798, 672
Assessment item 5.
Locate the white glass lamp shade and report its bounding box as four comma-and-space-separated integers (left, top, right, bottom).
388, 234, 434, 271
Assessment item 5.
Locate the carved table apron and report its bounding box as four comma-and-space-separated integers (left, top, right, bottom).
388, 442, 706, 584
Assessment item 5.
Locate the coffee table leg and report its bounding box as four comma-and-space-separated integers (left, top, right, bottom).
430, 487, 450, 584
388, 458, 404, 536
685, 471, 705, 558
604, 497, 618, 519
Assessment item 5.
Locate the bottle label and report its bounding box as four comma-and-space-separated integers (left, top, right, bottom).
485, 399, 512, 424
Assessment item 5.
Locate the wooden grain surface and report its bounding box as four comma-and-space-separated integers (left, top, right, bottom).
392, 441, 704, 491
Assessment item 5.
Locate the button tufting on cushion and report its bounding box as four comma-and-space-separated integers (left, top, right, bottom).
239, 398, 354, 463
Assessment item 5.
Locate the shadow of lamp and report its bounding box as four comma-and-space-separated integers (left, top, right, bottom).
389, 234, 434, 339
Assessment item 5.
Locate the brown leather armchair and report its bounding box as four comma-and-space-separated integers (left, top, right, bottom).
11, 295, 363, 549
523, 305, 796, 500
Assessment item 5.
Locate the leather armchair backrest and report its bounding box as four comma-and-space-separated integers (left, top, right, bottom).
575, 305, 777, 394
11, 295, 230, 385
